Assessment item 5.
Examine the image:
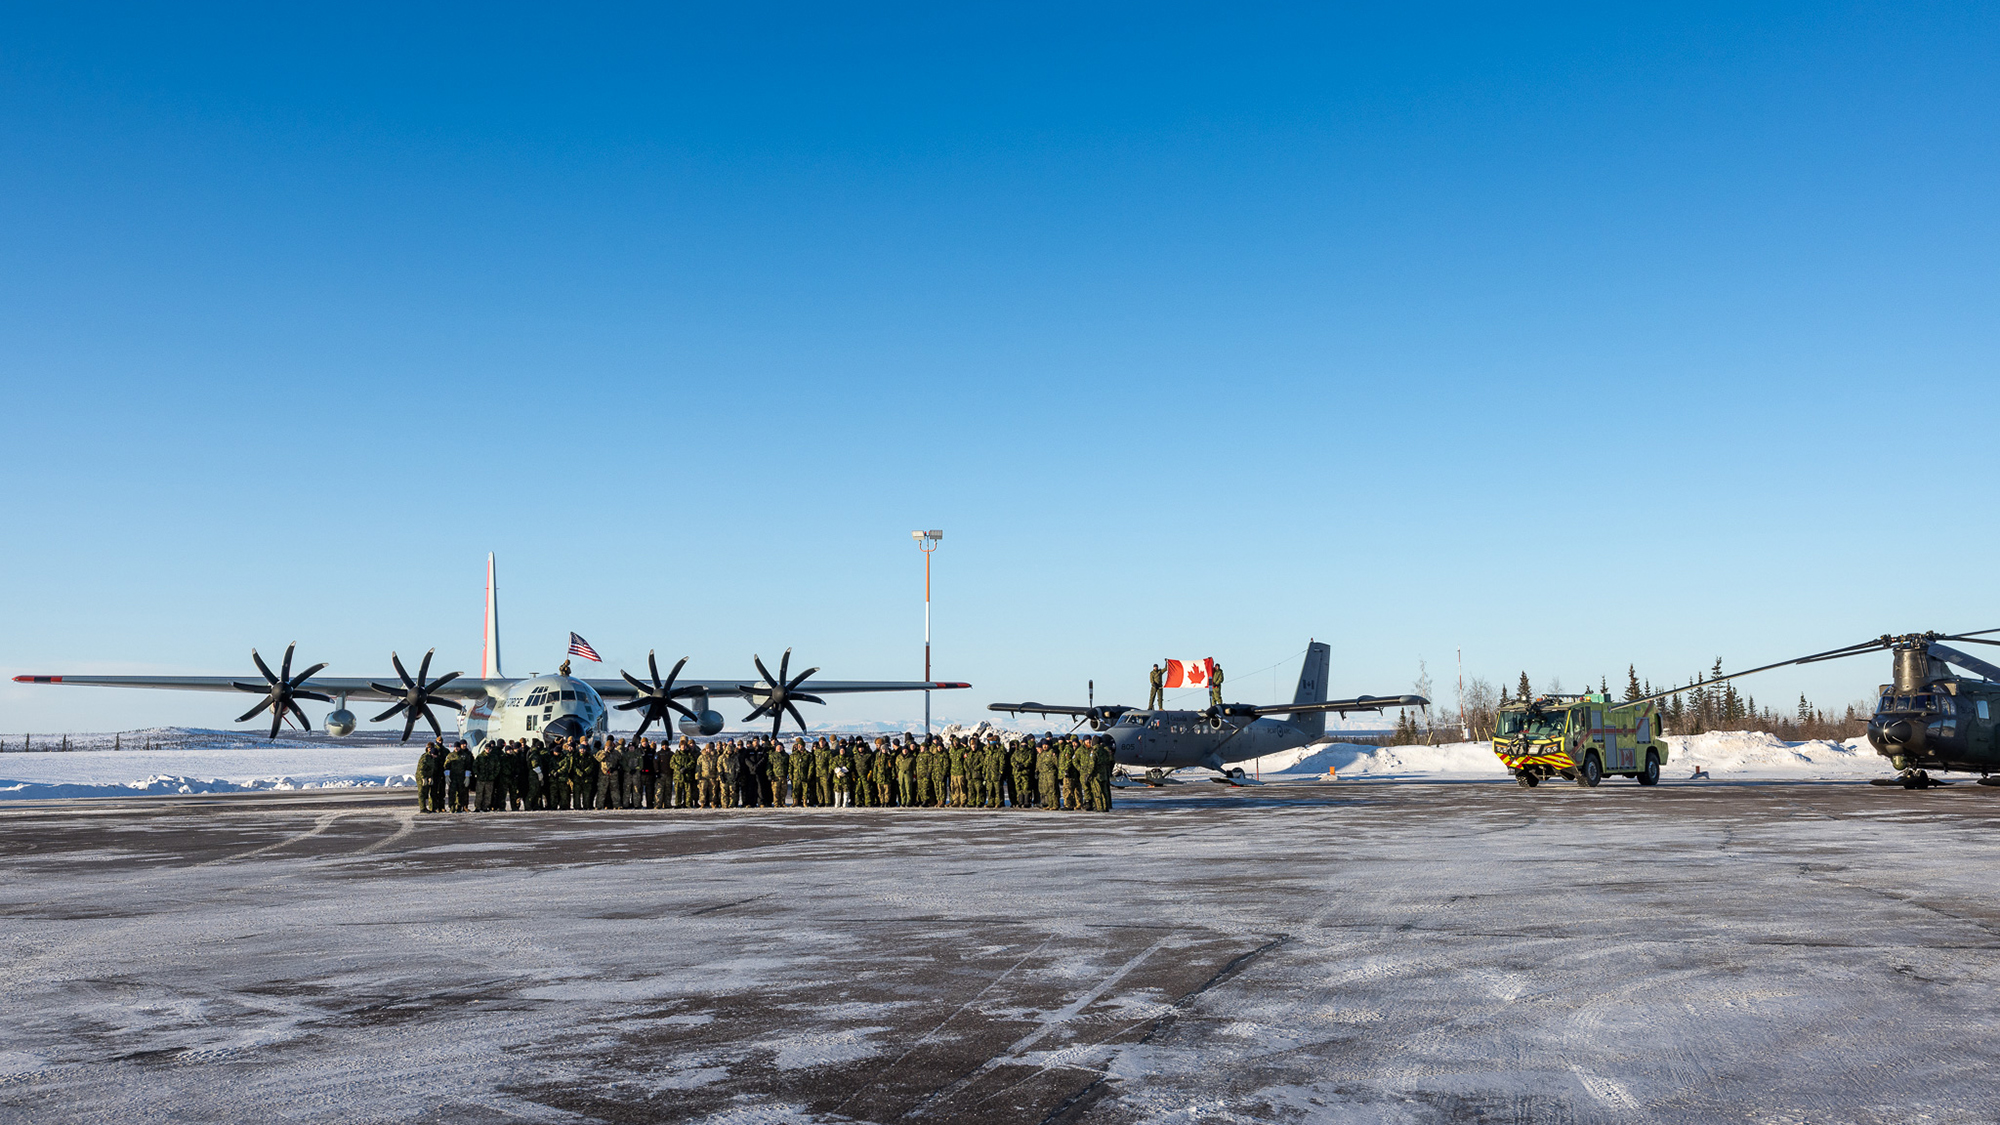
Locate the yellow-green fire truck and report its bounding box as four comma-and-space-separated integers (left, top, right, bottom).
1493, 693, 1668, 788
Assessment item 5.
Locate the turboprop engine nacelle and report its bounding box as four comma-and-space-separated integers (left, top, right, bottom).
679, 710, 725, 738
324, 708, 357, 737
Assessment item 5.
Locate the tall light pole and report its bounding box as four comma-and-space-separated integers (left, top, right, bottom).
912, 529, 943, 735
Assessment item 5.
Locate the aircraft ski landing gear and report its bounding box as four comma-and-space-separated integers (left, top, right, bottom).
1228, 767, 1247, 779
1145, 768, 1167, 787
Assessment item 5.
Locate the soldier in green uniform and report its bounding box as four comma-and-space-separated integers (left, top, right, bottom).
578, 738, 602, 809
671, 738, 695, 808
415, 738, 441, 813
1036, 736, 1061, 811
981, 736, 1005, 808
444, 739, 474, 812
1010, 735, 1037, 808
812, 737, 836, 807
470, 738, 494, 811
588, 738, 614, 809
852, 740, 876, 808
786, 739, 808, 806
894, 742, 916, 807
695, 742, 719, 807
1093, 735, 1116, 811
1062, 736, 1086, 811
504, 744, 528, 804
1148, 663, 1165, 710
947, 737, 967, 807
1209, 662, 1225, 711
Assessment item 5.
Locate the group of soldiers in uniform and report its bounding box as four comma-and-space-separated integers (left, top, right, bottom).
412, 731, 1119, 814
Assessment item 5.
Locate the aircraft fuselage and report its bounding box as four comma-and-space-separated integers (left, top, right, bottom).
1105, 709, 1315, 771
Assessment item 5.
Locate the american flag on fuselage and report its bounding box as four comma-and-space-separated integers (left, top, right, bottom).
567, 632, 602, 663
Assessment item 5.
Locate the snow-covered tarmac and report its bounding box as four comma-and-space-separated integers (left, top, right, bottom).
5, 779, 1999, 1123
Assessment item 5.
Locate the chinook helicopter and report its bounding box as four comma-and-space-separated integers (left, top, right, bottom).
1633, 629, 2000, 788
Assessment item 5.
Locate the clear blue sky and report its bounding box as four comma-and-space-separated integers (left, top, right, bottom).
2, 4, 1995, 733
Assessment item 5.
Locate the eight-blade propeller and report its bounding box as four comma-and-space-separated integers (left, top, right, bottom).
743, 649, 823, 736
368, 649, 465, 742
231, 643, 331, 740
616, 651, 696, 739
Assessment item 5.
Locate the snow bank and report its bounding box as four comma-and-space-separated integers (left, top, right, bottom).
0, 732, 418, 799
1180, 731, 1892, 783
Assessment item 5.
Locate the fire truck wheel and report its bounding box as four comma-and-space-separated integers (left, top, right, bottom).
1577, 752, 1602, 788
1516, 772, 1533, 787
1637, 752, 1660, 786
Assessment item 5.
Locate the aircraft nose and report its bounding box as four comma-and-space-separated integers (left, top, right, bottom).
1873, 717, 1916, 748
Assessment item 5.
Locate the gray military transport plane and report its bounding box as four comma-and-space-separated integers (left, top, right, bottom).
15, 555, 968, 747
989, 641, 1426, 783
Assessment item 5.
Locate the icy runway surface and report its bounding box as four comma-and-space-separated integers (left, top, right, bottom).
4, 784, 2000, 1124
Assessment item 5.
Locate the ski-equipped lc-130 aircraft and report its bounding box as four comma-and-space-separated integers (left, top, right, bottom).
988, 641, 1426, 781
15, 555, 969, 747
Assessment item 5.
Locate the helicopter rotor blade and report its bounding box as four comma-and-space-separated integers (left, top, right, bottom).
1626, 636, 1899, 706
1927, 642, 2000, 684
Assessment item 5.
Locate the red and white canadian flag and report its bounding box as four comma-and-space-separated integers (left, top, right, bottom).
1164, 658, 1214, 689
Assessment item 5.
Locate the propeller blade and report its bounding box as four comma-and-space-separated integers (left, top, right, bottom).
286, 699, 311, 731
372, 701, 409, 722
668, 700, 698, 721
744, 703, 772, 723
753, 654, 776, 686
432, 698, 464, 713
231, 681, 268, 694
622, 670, 651, 693
279, 642, 295, 682
662, 656, 688, 693
237, 698, 275, 723
367, 682, 405, 698
288, 662, 329, 689
1941, 635, 2000, 648
392, 651, 413, 687
416, 648, 434, 685
771, 710, 786, 737
401, 710, 419, 742
789, 692, 825, 706
1629, 635, 1901, 705
269, 710, 285, 739
778, 648, 792, 685
613, 698, 647, 711
1941, 627, 2000, 641
648, 650, 661, 688
420, 704, 441, 737
426, 671, 461, 692
252, 648, 278, 685
784, 701, 806, 733
634, 713, 654, 740
786, 666, 819, 691
293, 690, 332, 704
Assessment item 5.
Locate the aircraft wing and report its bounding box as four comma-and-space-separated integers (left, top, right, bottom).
1236, 693, 1429, 716
583, 679, 971, 701
15, 674, 970, 703
986, 701, 1133, 720
12, 674, 497, 701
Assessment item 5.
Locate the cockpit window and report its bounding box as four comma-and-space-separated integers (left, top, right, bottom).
1525, 711, 1568, 738
561, 690, 575, 701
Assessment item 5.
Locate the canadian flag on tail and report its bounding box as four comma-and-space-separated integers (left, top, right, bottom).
1164, 658, 1214, 689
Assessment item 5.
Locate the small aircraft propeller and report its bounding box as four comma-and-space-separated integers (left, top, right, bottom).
231, 642, 331, 740
616, 651, 696, 739
368, 649, 465, 743
743, 649, 823, 736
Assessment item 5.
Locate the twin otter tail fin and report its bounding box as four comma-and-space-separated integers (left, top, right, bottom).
1288, 640, 1332, 740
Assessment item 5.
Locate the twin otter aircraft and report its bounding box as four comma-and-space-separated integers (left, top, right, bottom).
989, 641, 1427, 782
16, 555, 968, 746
